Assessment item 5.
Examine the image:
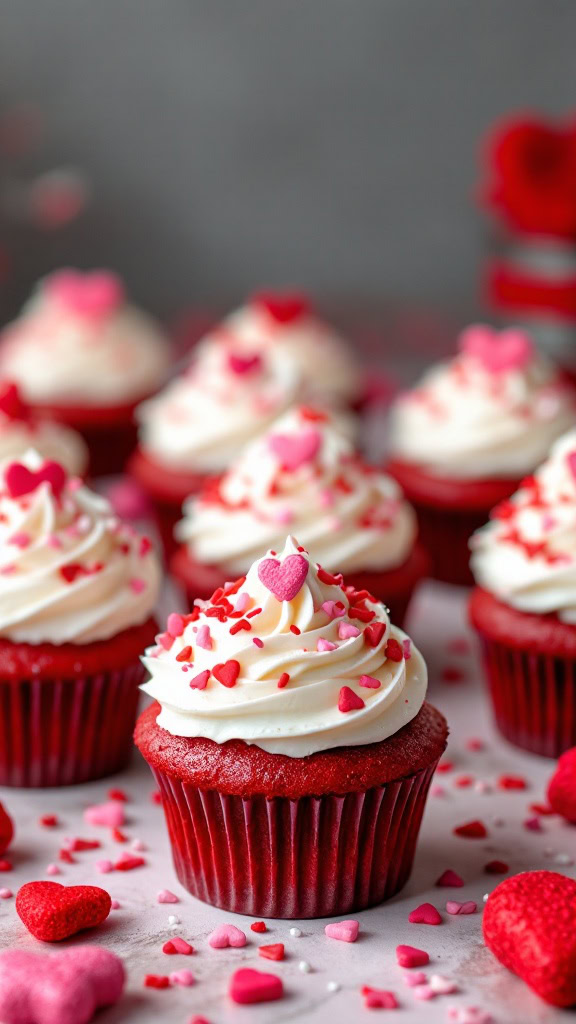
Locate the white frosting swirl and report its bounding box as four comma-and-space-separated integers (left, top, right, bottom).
0, 416, 87, 477
137, 338, 303, 473
0, 450, 161, 644
177, 406, 416, 574
389, 325, 576, 478
196, 293, 362, 405
471, 429, 576, 622
0, 270, 170, 405
142, 535, 426, 757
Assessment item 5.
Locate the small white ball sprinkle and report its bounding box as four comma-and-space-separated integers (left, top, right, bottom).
289, 927, 302, 937
326, 981, 341, 993
483, 893, 489, 902
554, 852, 573, 866
298, 960, 312, 973
168, 915, 180, 926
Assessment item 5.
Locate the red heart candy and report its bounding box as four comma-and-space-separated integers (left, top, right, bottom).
258, 943, 285, 961
547, 747, 576, 822
0, 803, 13, 855
6, 460, 66, 500
0, 381, 28, 421
251, 290, 310, 324
408, 902, 443, 925
364, 622, 386, 648
338, 686, 365, 713
453, 819, 488, 838
396, 944, 429, 968
459, 324, 533, 374
229, 967, 284, 1005
258, 553, 309, 601
268, 429, 322, 471
16, 881, 111, 941
483, 870, 576, 1006
212, 660, 240, 688
227, 352, 262, 376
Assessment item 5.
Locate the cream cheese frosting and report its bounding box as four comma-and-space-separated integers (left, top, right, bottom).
0, 269, 170, 406
195, 291, 363, 406
0, 382, 87, 476
470, 429, 576, 623
142, 535, 426, 757
389, 324, 576, 479
136, 335, 303, 473
176, 406, 416, 574
0, 449, 160, 644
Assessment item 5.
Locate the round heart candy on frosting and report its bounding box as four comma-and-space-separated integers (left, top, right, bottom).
268, 428, 322, 471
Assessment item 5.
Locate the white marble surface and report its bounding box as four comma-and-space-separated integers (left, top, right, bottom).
0, 581, 573, 1024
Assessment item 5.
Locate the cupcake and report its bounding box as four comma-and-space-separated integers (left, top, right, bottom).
0, 379, 87, 476
0, 449, 160, 786
470, 428, 576, 757
195, 290, 364, 409
171, 405, 428, 625
135, 535, 447, 918
130, 335, 304, 555
388, 324, 576, 585
0, 269, 171, 476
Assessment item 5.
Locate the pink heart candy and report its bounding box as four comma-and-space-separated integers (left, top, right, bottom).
157, 889, 179, 904
228, 352, 262, 376
0, 946, 124, 1024
46, 270, 124, 319
446, 900, 477, 915
258, 553, 309, 601
83, 801, 125, 829
429, 974, 458, 994
322, 600, 346, 620
396, 944, 429, 968
268, 429, 322, 471
317, 638, 337, 652
229, 967, 284, 1005
403, 971, 428, 987
208, 923, 246, 949
170, 969, 195, 986
408, 902, 443, 925
338, 621, 361, 639
436, 869, 464, 887
324, 919, 359, 943
459, 324, 533, 374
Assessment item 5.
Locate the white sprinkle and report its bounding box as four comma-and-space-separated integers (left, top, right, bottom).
474, 781, 492, 794
327, 981, 341, 993
131, 838, 146, 852
290, 927, 302, 937
299, 960, 312, 973
483, 893, 489, 902
554, 852, 574, 866
168, 915, 180, 926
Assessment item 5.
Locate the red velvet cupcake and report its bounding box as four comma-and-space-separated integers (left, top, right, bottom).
0, 269, 171, 476
388, 324, 575, 585
469, 429, 576, 756
171, 406, 428, 626
0, 450, 160, 786
135, 536, 447, 918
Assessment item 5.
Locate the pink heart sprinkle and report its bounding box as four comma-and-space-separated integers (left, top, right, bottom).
338, 686, 365, 713
362, 988, 398, 1010
396, 944, 429, 968
157, 889, 179, 904
413, 984, 435, 1001
317, 637, 337, 652
129, 578, 146, 594
429, 974, 458, 995
459, 324, 533, 374
338, 621, 361, 640
436, 869, 464, 887
47, 269, 124, 319
189, 670, 210, 690
409, 902, 442, 925
268, 429, 322, 471
325, 920, 359, 943
403, 971, 428, 987
229, 966, 283, 1005
258, 554, 309, 601
196, 625, 212, 650
322, 600, 346, 620
446, 900, 477, 915
84, 801, 125, 829
208, 923, 246, 949
358, 673, 381, 689
170, 969, 195, 986
167, 614, 185, 638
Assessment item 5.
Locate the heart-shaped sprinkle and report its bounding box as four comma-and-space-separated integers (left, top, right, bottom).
322, 600, 346, 620
459, 324, 533, 374
338, 686, 365, 713
47, 269, 124, 319
83, 801, 125, 828
446, 901, 477, 915
548, 747, 576, 821
6, 460, 66, 500
364, 621, 386, 647
212, 660, 240, 688
454, 820, 488, 839
157, 889, 179, 904
229, 966, 284, 1005
429, 974, 458, 995
436, 869, 464, 887
409, 903, 442, 925
16, 881, 111, 941
325, 920, 359, 943
361, 987, 398, 1009
0, 381, 28, 421
170, 969, 195, 986
228, 352, 262, 376
0, 946, 124, 1024
189, 670, 210, 690
162, 937, 193, 955
258, 554, 308, 601
317, 637, 337, 652
338, 621, 361, 640
196, 625, 212, 650
252, 290, 309, 324
268, 429, 322, 471
208, 923, 246, 949
358, 674, 381, 689
258, 943, 285, 961
396, 945, 429, 968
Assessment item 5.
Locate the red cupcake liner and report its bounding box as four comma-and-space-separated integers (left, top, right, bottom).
476, 632, 576, 758
0, 662, 146, 787
401, 503, 486, 587
149, 760, 438, 918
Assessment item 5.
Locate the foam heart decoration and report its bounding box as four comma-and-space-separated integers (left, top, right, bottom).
6, 461, 67, 500
0, 946, 124, 1024
268, 429, 322, 471
46, 270, 124, 319
548, 747, 576, 821
409, 903, 442, 925
229, 967, 284, 1005
212, 660, 240, 688
227, 352, 262, 376
0, 382, 28, 421
258, 553, 308, 601
16, 881, 111, 941
483, 870, 576, 1006
208, 923, 246, 949
251, 290, 309, 324
459, 324, 533, 374
325, 919, 359, 942
0, 802, 14, 855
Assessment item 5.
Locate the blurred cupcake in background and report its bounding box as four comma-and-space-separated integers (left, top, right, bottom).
387, 324, 575, 585
0, 269, 171, 476
195, 290, 364, 409
470, 428, 576, 757
171, 405, 428, 625
0, 379, 87, 476
0, 449, 160, 786
130, 337, 306, 556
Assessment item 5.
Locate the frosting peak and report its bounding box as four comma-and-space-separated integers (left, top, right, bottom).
142, 536, 426, 756
389, 324, 576, 479
177, 406, 415, 574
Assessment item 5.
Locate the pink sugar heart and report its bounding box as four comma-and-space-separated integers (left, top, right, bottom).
227, 352, 262, 376
338, 686, 365, 713
83, 801, 125, 829
195, 625, 212, 650
170, 969, 195, 986
258, 553, 309, 601
413, 983, 435, 1001
409, 902, 443, 925
446, 900, 477, 915
362, 987, 398, 1009
229, 967, 284, 1005
429, 974, 458, 994
338, 621, 361, 639
6, 461, 66, 501
403, 971, 428, 987
268, 429, 322, 471
47, 270, 124, 319
0, 945, 124, 1024
157, 890, 179, 904
208, 923, 246, 949
324, 919, 359, 943
459, 324, 533, 374
359, 673, 381, 689
436, 869, 464, 887
322, 600, 346, 620
317, 637, 337, 652
396, 944, 429, 968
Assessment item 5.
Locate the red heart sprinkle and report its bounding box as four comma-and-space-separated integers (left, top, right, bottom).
258, 943, 285, 961
453, 820, 488, 839
364, 622, 386, 647
6, 460, 66, 500
251, 290, 310, 324
485, 860, 509, 875
258, 554, 309, 601
396, 944, 429, 968
229, 967, 283, 1005
408, 902, 443, 925
0, 381, 28, 421
212, 660, 241, 688
251, 921, 267, 933
338, 686, 365, 713
228, 352, 262, 376
16, 881, 111, 941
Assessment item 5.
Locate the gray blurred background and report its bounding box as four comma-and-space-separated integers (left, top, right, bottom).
1, 0, 575, 326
